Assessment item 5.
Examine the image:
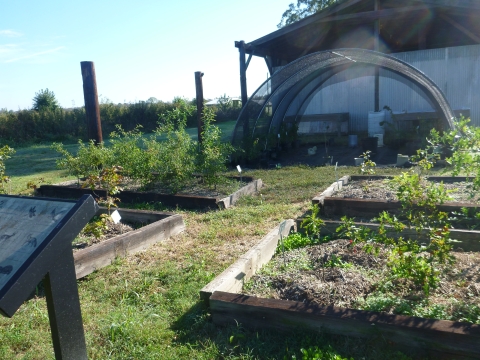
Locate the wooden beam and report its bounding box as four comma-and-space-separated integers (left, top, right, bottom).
440, 13, 480, 43
246, 5, 440, 56
245, 0, 364, 48
210, 291, 480, 358
421, 0, 480, 10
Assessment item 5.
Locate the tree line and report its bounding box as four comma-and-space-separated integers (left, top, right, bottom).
0, 90, 240, 146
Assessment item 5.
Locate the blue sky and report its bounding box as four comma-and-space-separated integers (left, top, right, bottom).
0, 0, 293, 110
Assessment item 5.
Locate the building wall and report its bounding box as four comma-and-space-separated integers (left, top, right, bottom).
296, 44, 480, 131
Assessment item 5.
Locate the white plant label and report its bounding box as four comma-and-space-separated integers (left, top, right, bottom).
236, 165, 242, 173
111, 210, 121, 224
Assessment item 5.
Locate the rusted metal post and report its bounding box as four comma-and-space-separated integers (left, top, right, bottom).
195, 71, 204, 144
80, 61, 103, 144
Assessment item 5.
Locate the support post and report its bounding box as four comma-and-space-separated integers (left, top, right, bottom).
80, 62, 103, 144
44, 248, 88, 360
238, 40, 249, 138
374, 0, 380, 112
195, 71, 204, 144
239, 41, 248, 109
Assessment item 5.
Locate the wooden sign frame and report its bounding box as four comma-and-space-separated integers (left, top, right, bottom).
0, 194, 98, 360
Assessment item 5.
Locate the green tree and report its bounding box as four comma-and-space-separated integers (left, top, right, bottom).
32, 88, 60, 111
278, 0, 338, 28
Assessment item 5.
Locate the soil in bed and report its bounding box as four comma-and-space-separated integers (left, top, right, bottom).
242, 239, 480, 324
72, 219, 135, 250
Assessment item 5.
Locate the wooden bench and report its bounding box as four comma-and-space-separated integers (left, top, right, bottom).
296, 113, 349, 137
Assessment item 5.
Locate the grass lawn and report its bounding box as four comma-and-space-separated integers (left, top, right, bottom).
1, 140, 422, 359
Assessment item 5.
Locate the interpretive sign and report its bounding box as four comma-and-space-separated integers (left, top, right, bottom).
0, 194, 98, 360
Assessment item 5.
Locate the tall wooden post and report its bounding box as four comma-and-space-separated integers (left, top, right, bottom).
195, 71, 204, 144
374, 0, 380, 112
80, 62, 103, 144
238, 41, 248, 108
238, 40, 250, 137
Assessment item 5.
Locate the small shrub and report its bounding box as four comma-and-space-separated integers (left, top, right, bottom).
0, 145, 15, 193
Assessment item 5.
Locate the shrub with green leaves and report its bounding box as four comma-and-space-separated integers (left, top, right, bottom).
197, 106, 234, 188
0, 145, 15, 193
337, 170, 455, 296
146, 98, 196, 193
52, 140, 113, 183
109, 125, 151, 185
415, 117, 480, 189
300, 204, 325, 241
277, 233, 318, 253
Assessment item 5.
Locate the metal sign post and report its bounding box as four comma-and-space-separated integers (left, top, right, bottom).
0, 194, 98, 360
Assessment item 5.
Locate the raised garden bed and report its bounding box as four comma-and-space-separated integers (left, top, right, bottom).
314, 175, 479, 219
37, 177, 262, 210
74, 207, 185, 279
201, 221, 480, 359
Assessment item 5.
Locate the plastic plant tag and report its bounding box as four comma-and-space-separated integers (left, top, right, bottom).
111, 210, 121, 224
236, 165, 242, 173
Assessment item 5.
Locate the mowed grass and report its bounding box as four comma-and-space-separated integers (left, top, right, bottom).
1, 140, 419, 359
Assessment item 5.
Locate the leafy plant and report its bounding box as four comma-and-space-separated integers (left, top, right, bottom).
359, 150, 376, 175
83, 166, 123, 215
52, 140, 113, 184
0, 145, 15, 194
337, 170, 455, 296
147, 99, 196, 193
323, 254, 352, 269
289, 345, 352, 360
301, 204, 325, 241
109, 125, 151, 186
276, 233, 318, 253
82, 214, 110, 240
196, 106, 234, 188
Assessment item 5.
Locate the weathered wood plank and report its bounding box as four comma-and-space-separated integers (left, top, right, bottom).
217, 179, 263, 209
312, 175, 350, 206
200, 219, 294, 303
302, 219, 480, 252
210, 291, 480, 359
73, 213, 185, 279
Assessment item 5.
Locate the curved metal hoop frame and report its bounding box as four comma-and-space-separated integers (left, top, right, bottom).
232, 49, 455, 146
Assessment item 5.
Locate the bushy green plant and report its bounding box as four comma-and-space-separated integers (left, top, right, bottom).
82, 214, 110, 240
337, 170, 455, 296
414, 117, 480, 189
52, 140, 113, 184
197, 106, 234, 188
288, 345, 353, 360
276, 233, 318, 253
359, 150, 376, 175
301, 204, 325, 241
109, 125, 152, 186
83, 166, 123, 214
146, 99, 196, 193
0, 145, 15, 193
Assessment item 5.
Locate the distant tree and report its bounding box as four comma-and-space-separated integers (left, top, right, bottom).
278, 0, 338, 28
32, 88, 60, 111
146, 97, 159, 104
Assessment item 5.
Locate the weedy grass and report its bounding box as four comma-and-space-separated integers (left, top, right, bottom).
1, 143, 419, 359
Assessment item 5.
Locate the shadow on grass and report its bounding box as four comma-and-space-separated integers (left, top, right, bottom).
171, 300, 415, 360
